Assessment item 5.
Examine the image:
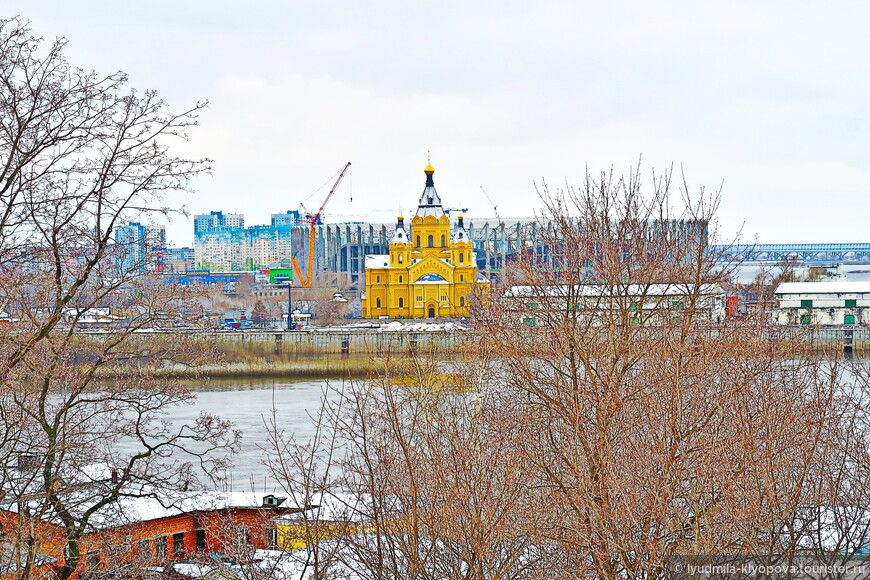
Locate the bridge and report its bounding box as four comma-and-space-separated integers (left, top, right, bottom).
712, 243, 870, 264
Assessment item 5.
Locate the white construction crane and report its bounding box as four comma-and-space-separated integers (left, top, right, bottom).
479, 186, 503, 227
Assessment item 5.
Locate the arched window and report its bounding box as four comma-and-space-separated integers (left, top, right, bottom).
376, 276, 380, 283
398, 254, 403, 264
428, 235, 433, 248
416, 235, 420, 247
398, 297, 404, 308
376, 297, 381, 308
460, 275, 464, 282
459, 253, 464, 263
460, 296, 465, 307
399, 275, 403, 283
441, 235, 445, 247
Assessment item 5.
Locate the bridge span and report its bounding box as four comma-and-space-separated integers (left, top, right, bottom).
712, 243, 870, 264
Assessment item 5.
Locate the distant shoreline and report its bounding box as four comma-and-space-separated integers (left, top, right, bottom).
100, 356, 383, 380
90, 329, 466, 381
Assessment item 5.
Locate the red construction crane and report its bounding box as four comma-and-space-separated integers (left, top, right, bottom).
292, 162, 352, 288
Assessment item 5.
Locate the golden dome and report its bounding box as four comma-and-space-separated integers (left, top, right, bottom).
424, 163, 435, 175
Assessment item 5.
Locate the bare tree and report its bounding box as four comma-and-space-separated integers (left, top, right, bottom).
267, 165, 870, 580
0, 17, 239, 580
263, 383, 350, 580
309, 274, 348, 326
745, 257, 800, 314
473, 166, 870, 578
252, 300, 269, 328
264, 344, 551, 580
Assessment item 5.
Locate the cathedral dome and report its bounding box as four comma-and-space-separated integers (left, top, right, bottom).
415, 161, 444, 220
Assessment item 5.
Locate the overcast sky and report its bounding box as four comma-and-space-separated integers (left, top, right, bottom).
7, 1, 870, 247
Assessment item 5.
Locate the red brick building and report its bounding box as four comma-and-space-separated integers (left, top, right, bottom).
1, 491, 308, 578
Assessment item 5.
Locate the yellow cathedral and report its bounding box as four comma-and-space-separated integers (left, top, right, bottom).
362, 163, 485, 319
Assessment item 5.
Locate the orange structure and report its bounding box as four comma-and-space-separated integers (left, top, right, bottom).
292, 162, 351, 288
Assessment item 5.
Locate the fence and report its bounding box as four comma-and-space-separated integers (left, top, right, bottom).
98, 325, 870, 357
799, 326, 870, 352
204, 329, 466, 356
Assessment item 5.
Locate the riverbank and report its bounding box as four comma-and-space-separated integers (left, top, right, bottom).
95, 325, 870, 380
98, 330, 469, 379
147, 354, 382, 380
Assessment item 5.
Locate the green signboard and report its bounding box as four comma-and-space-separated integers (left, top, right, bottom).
269, 268, 293, 284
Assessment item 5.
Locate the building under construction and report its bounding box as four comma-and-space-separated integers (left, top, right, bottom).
290, 216, 552, 286
292, 216, 710, 287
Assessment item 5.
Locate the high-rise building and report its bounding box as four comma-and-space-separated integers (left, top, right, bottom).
194, 226, 246, 271
194, 211, 244, 235
244, 224, 293, 270
194, 211, 246, 270
115, 222, 166, 274
193, 212, 293, 271
271, 210, 302, 227
146, 225, 166, 251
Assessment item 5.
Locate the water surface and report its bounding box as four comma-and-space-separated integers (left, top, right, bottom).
156, 377, 346, 493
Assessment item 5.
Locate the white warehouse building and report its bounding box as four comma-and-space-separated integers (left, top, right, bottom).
507, 283, 727, 326
774, 281, 870, 325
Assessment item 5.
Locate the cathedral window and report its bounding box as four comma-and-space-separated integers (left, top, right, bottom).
399, 275, 403, 283
376, 276, 380, 283
416, 235, 420, 247
398, 254, 403, 264
399, 297, 404, 308
428, 235, 433, 248
460, 297, 465, 307
376, 298, 381, 308
459, 253, 464, 263
441, 235, 445, 247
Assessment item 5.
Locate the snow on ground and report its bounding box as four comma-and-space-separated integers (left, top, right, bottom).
309, 322, 379, 332
310, 321, 467, 333
376, 321, 466, 332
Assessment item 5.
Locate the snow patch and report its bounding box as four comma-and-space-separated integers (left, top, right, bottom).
377, 321, 465, 332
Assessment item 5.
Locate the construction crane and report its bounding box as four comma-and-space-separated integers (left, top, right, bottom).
292, 162, 352, 288
480, 186, 503, 226
480, 186, 506, 279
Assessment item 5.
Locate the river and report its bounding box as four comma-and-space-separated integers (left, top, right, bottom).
170, 377, 344, 494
